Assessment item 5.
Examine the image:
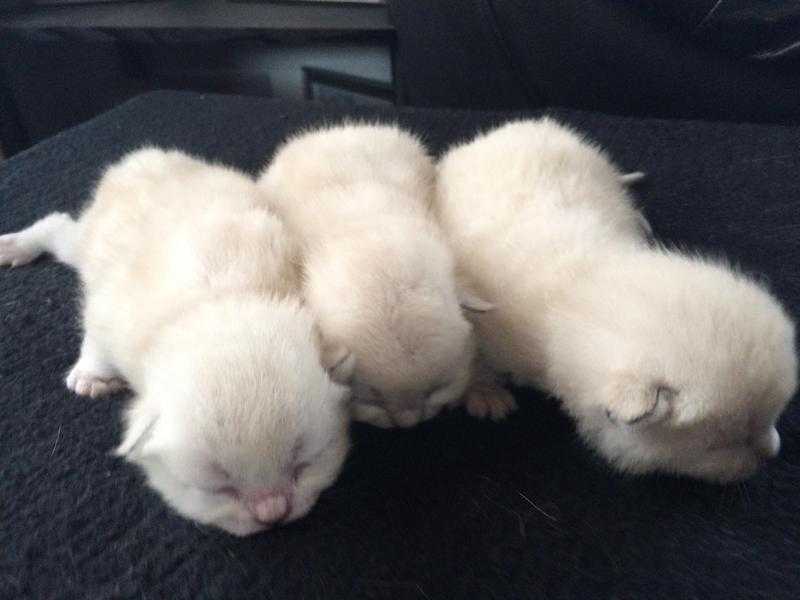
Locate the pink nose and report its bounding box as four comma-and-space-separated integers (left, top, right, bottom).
245, 491, 292, 524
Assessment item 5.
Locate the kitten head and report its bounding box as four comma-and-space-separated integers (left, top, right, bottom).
262, 122, 435, 204
549, 251, 797, 483
341, 297, 479, 428
116, 297, 350, 536
306, 223, 488, 428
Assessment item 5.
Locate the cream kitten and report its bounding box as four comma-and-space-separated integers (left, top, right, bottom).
0, 148, 350, 535
435, 119, 798, 483
258, 123, 514, 428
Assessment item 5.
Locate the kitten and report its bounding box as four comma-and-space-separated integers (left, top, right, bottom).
258, 123, 514, 428
434, 118, 797, 483
0, 147, 351, 535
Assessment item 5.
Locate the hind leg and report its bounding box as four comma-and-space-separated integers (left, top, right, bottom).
66, 335, 127, 398
0, 212, 79, 268
464, 358, 517, 421
465, 379, 517, 421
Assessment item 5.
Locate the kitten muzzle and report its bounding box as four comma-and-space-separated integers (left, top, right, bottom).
245, 490, 292, 524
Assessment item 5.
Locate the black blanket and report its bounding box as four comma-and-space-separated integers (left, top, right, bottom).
1, 91, 798, 600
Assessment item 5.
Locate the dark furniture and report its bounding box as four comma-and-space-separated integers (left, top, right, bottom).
0, 1, 395, 156
388, 0, 800, 123
0, 1, 391, 32
1, 91, 799, 600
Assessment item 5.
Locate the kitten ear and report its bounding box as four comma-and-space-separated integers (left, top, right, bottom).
457, 286, 494, 313
604, 375, 675, 426
321, 342, 356, 385
313, 325, 356, 385
114, 401, 160, 458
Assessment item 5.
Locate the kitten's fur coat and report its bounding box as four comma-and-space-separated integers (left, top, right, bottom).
435, 119, 797, 482
0, 148, 350, 535
258, 123, 513, 427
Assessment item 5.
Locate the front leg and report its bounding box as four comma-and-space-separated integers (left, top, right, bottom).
0, 212, 79, 268
65, 335, 127, 398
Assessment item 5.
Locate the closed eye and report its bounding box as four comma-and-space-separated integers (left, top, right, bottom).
214, 486, 240, 499
706, 437, 749, 452
292, 462, 311, 482
208, 462, 232, 481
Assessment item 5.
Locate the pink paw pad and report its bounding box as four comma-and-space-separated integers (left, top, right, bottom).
465, 386, 517, 421
66, 369, 127, 398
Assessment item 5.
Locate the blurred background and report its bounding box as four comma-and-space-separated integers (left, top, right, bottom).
2, 0, 800, 158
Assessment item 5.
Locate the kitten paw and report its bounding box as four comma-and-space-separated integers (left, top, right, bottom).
66, 367, 127, 398
0, 233, 39, 267
465, 384, 517, 421
351, 403, 395, 428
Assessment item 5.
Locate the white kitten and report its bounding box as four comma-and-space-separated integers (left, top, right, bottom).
258, 123, 514, 428
435, 119, 798, 483
0, 148, 350, 535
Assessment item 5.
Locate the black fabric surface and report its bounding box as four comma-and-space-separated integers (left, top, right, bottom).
1, 91, 800, 600
389, 0, 800, 124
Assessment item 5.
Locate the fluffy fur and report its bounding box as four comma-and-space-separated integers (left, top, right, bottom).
0, 148, 350, 535
435, 119, 798, 482
258, 123, 512, 427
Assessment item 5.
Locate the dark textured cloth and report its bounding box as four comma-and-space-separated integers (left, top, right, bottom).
389, 0, 800, 123
1, 91, 799, 600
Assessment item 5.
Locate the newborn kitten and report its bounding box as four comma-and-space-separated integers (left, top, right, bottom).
0, 148, 350, 535
434, 118, 798, 483
258, 123, 513, 428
